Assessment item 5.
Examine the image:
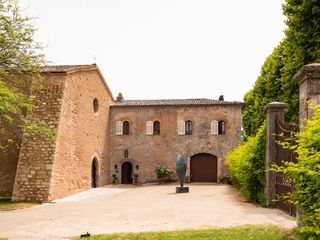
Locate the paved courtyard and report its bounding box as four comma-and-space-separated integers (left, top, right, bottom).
0, 184, 296, 240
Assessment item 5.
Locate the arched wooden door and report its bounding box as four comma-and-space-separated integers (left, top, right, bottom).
190, 153, 217, 182
121, 161, 133, 184
91, 158, 99, 188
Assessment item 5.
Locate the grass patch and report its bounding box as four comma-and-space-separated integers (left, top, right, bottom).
0, 199, 36, 211
74, 224, 292, 240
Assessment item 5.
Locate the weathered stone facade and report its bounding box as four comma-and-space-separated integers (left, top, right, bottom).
109, 100, 243, 184
1, 64, 244, 202
8, 65, 114, 201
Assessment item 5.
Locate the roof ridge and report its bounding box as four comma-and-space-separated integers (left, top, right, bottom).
41, 64, 97, 73
112, 98, 244, 107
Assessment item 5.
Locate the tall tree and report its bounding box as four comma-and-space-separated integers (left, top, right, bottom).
242, 0, 320, 137
0, 0, 52, 150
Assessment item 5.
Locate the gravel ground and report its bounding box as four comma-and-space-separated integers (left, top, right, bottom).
0, 184, 297, 240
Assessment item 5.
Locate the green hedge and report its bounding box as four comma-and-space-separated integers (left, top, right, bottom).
226, 124, 266, 205
276, 105, 320, 239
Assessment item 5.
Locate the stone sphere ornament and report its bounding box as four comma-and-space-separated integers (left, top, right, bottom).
176, 154, 189, 193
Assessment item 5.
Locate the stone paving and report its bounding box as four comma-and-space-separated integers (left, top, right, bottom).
0, 184, 297, 240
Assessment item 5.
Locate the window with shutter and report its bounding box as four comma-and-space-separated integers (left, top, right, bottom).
211, 120, 218, 135
116, 121, 123, 135
146, 121, 153, 135
178, 120, 185, 135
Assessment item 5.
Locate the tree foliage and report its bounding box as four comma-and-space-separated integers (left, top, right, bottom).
226, 124, 266, 205
275, 105, 320, 239
242, 0, 320, 137
236, 1, 320, 237
0, 0, 53, 143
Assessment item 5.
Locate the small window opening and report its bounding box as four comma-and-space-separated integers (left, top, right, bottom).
124, 149, 129, 158
153, 121, 160, 135
185, 120, 193, 135
218, 121, 225, 135
93, 98, 99, 113
123, 121, 129, 135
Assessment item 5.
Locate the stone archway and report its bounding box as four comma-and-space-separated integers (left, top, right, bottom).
190, 153, 217, 182
91, 158, 99, 188
121, 161, 133, 184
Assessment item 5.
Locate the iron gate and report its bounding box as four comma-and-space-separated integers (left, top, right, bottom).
274, 117, 298, 216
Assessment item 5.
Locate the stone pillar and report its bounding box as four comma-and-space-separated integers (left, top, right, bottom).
293, 64, 320, 224
294, 63, 320, 126
264, 102, 287, 207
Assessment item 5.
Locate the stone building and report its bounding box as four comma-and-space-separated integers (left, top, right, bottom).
110, 98, 243, 184
0, 64, 244, 202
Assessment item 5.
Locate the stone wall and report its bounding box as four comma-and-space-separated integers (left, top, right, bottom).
0, 121, 22, 198
109, 105, 242, 183
11, 75, 66, 201
48, 70, 113, 200
11, 67, 113, 202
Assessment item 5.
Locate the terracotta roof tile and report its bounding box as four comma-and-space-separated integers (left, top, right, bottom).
41, 64, 97, 73
112, 99, 244, 107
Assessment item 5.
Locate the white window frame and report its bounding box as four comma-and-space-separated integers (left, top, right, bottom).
211, 120, 218, 135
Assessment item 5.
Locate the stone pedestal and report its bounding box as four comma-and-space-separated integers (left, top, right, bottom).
176, 186, 189, 193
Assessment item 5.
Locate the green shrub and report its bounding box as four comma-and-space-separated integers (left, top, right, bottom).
275, 105, 320, 239
155, 165, 173, 179
226, 124, 266, 205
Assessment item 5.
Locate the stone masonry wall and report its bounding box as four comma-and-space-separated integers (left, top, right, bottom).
11, 75, 66, 201
109, 105, 242, 183
0, 121, 22, 198
48, 70, 113, 200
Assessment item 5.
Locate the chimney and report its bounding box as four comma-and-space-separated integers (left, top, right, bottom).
116, 92, 124, 102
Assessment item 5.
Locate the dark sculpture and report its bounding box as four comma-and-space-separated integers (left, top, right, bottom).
176, 154, 187, 186
176, 154, 189, 193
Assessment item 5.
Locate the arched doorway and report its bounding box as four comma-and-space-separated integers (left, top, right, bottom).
91, 158, 99, 188
190, 153, 217, 182
121, 161, 133, 184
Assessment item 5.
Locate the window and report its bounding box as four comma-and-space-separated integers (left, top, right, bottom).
116, 121, 123, 135
146, 121, 153, 135
211, 120, 218, 135
153, 121, 160, 135
178, 120, 185, 135
93, 98, 99, 113
124, 149, 129, 158
218, 120, 225, 135
185, 120, 192, 135
123, 121, 129, 135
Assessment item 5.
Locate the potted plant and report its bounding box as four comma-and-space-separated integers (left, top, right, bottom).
155, 165, 172, 184
112, 174, 118, 184
133, 173, 139, 184
184, 174, 190, 183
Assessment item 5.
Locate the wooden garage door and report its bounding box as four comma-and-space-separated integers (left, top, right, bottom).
190, 153, 217, 182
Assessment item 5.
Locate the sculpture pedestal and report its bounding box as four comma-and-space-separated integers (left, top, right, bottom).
176, 186, 189, 193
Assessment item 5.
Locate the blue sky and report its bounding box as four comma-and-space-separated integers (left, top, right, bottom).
21, 0, 286, 101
